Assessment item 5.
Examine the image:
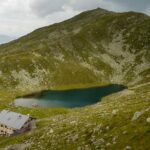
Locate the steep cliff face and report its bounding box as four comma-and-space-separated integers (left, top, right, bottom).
0, 8, 149, 94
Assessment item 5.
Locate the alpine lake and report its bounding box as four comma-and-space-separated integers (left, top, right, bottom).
14, 84, 126, 108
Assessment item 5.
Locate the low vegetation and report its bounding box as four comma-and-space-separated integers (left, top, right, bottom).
0, 83, 149, 150
0, 8, 149, 149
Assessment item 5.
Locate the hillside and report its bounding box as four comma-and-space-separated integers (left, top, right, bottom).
0, 8, 149, 96
0, 8, 149, 150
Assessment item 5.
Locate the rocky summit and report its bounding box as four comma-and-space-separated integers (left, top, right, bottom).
0, 8, 149, 150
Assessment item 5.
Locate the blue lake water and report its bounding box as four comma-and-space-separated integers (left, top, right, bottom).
14, 84, 126, 108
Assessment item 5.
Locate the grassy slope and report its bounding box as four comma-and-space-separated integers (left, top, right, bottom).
0, 8, 149, 96
0, 83, 149, 150
0, 8, 150, 149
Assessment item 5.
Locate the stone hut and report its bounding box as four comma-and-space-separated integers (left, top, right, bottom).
0, 110, 35, 136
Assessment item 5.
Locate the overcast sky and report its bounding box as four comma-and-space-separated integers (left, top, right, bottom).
0, 0, 150, 38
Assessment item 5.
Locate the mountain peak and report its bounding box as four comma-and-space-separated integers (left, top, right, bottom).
0, 8, 149, 91
76, 7, 111, 17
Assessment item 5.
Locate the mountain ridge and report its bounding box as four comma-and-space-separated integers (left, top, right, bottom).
0, 8, 149, 95
0, 8, 150, 150
0, 8, 149, 50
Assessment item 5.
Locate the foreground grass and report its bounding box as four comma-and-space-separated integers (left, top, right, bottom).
0, 83, 149, 150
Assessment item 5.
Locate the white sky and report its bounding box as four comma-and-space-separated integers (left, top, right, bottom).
0, 0, 149, 38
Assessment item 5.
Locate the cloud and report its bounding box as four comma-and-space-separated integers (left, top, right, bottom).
109, 0, 149, 11
30, 0, 68, 16
145, 6, 150, 15
30, 0, 150, 17
0, 0, 79, 37
29, 0, 121, 17
69, 0, 123, 12
0, 0, 149, 39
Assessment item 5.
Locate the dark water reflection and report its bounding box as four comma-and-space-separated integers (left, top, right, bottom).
14, 84, 126, 108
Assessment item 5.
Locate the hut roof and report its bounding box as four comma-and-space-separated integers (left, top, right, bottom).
0, 110, 29, 130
